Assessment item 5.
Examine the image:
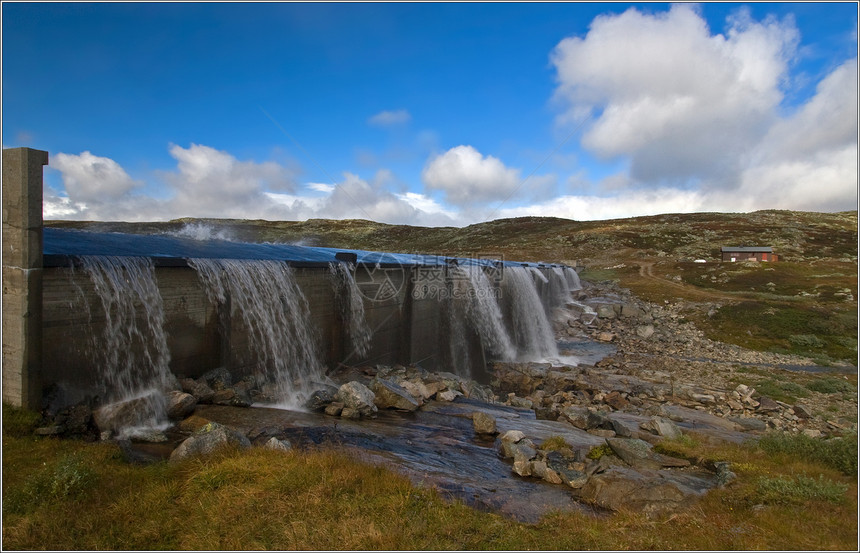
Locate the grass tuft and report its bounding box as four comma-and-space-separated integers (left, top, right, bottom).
757, 474, 849, 504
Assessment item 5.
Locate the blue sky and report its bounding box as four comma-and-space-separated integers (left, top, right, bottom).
3, 2, 857, 225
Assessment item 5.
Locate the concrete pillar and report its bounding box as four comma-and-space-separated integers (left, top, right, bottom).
2, 147, 48, 409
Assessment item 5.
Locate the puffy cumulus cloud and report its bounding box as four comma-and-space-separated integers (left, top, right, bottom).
319, 171, 456, 226
727, 58, 858, 212
368, 109, 411, 127
422, 145, 524, 206
551, 4, 800, 186
162, 143, 300, 218
52, 151, 142, 203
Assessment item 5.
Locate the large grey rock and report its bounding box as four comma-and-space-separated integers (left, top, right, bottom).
166, 390, 197, 420
93, 391, 165, 435
639, 416, 683, 439
371, 379, 422, 411
573, 466, 705, 514
169, 422, 251, 462
606, 437, 690, 470
335, 381, 378, 418
596, 305, 617, 319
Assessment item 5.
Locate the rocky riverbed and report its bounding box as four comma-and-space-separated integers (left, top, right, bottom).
37, 277, 857, 520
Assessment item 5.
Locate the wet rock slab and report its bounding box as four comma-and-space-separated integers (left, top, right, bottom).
193, 399, 607, 522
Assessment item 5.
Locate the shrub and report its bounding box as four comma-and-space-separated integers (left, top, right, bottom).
756, 474, 849, 504
758, 431, 858, 475
539, 435, 570, 452
805, 377, 856, 395
4, 453, 96, 514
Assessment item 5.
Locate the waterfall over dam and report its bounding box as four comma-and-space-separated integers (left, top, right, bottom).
38, 228, 580, 418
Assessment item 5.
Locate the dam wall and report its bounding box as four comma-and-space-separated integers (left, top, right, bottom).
2, 147, 575, 412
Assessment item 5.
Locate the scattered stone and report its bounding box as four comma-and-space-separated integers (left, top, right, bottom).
597, 332, 616, 342
604, 391, 629, 410
180, 378, 215, 404
169, 422, 251, 462
335, 381, 378, 418
436, 389, 462, 402
371, 379, 422, 411
788, 403, 812, 419
606, 437, 690, 470
263, 437, 292, 452
472, 411, 498, 435
166, 390, 197, 420
324, 402, 344, 417
756, 396, 780, 412
639, 416, 683, 439
305, 388, 337, 411
635, 325, 655, 339
34, 425, 64, 436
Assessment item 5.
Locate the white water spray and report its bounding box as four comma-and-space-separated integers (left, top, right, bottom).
329, 262, 372, 360
78, 255, 173, 436
188, 258, 326, 409
501, 266, 559, 361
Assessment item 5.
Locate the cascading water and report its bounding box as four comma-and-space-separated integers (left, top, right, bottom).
548, 267, 571, 310
78, 255, 173, 437
328, 262, 372, 360
456, 265, 517, 362
500, 266, 559, 361
563, 266, 582, 292
188, 258, 326, 409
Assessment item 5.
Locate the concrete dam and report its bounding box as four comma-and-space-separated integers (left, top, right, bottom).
3, 147, 582, 436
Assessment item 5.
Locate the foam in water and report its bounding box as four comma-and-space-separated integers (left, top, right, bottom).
188, 258, 326, 409
78, 255, 173, 437
328, 262, 372, 361
500, 266, 559, 362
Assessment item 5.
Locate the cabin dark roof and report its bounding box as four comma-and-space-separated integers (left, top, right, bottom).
720, 246, 773, 253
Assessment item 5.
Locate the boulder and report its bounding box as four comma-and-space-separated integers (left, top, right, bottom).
335, 381, 378, 418
573, 466, 700, 514
305, 388, 337, 411
472, 411, 498, 435
93, 391, 165, 435
180, 378, 215, 404
639, 416, 683, 440
606, 437, 690, 470
169, 422, 251, 462
436, 389, 462, 402
263, 437, 293, 452
166, 391, 197, 420
603, 391, 629, 411
756, 396, 780, 412
371, 379, 422, 411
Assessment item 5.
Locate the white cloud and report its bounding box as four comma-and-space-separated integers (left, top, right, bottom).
368, 109, 412, 126
422, 145, 523, 206
52, 151, 142, 202
306, 182, 336, 193
551, 4, 800, 185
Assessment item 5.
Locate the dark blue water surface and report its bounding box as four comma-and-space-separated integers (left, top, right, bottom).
43, 227, 564, 270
